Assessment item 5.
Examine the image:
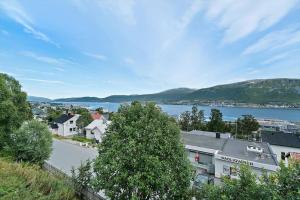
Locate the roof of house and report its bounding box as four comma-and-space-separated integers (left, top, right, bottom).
54, 114, 75, 124
50, 123, 58, 129
182, 132, 227, 151
218, 139, 278, 165
85, 119, 110, 133
261, 131, 300, 148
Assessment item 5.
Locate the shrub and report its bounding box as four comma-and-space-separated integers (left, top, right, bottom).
10, 120, 53, 165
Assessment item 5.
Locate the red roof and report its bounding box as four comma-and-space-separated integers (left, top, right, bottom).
91, 112, 102, 120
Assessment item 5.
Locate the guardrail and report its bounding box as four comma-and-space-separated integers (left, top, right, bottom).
43, 162, 106, 200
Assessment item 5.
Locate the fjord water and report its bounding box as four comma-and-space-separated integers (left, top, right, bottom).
56, 102, 300, 122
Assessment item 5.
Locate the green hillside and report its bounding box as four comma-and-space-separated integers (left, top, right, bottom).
53, 79, 300, 105
101, 88, 196, 103
184, 79, 300, 104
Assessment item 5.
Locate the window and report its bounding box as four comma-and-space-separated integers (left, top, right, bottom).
281, 152, 286, 160
69, 128, 72, 132
73, 128, 76, 131
70, 121, 73, 124
223, 165, 230, 175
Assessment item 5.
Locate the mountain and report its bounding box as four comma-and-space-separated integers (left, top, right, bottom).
183, 78, 300, 104
54, 97, 102, 102
52, 79, 300, 105
27, 96, 52, 102
100, 88, 196, 103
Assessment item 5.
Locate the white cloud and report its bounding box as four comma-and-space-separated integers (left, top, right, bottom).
96, 0, 136, 25
55, 67, 65, 72
262, 49, 300, 65
243, 26, 300, 55
21, 78, 64, 84
205, 0, 299, 43
0, 0, 59, 47
83, 52, 107, 61
124, 57, 135, 64
72, 0, 136, 25
162, 0, 203, 49
21, 51, 75, 66
1, 29, 9, 36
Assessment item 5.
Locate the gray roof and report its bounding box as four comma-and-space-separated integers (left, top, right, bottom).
181, 131, 278, 166
261, 131, 300, 148
182, 132, 227, 151
218, 139, 278, 165
54, 114, 74, 124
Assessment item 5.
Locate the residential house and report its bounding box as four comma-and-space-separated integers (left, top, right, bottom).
51, 114, 80, 136
85, 118, 110, 143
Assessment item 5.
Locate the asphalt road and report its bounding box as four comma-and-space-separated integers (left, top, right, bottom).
47, 139, 98, 175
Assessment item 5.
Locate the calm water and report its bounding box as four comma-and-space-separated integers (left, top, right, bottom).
55, 102, 300, 122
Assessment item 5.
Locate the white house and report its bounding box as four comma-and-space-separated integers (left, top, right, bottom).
51, 114, 80, 136
85, 119, 110, 143
261, 131, 300, 162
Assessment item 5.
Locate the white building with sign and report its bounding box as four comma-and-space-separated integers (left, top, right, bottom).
182, 131, 279, 186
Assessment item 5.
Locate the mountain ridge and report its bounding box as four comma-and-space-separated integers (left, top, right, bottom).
35, 78, 300, 105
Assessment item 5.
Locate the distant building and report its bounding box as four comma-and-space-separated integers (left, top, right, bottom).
51, 114, 80, 136
261, 131, 300, 162
85, 119, 111, 143
32, 107, 47, 121
182, 131, 279, 186
258, 119, 298, 133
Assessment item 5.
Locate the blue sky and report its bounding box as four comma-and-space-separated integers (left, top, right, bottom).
0, 0, 300, 99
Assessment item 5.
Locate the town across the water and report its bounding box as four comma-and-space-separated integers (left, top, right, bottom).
31, 101, 300, 188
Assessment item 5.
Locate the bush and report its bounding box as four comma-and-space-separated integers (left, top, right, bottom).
0, 158, 78, 200
10, 120, 53, 165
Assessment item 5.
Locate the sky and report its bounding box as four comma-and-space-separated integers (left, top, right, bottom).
0, 0, 300, 99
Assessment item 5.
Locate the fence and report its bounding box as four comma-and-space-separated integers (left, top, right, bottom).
43, 162, 106, 200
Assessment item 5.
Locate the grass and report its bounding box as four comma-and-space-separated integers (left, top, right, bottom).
72, 135, 93, 143
52, 134, 67, 140
0, 158, 78, 200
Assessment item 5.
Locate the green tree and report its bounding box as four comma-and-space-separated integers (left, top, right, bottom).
237, 115, 259, 139
207, 109, 225, 132
77, 113, 93, 130
190, 105, 205, 130
0, 73, 32, 149
95, 107, 104, 114
75, 108, 93, 130
93, 102, 192, 200
265, 161, 300, 200
179, 111, 191, 131
10, 120, 53, 165
195, 165, 274, 200
46, 107, 63, 123
71, 159, 93, 199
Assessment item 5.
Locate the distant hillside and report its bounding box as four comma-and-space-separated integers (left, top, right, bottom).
54, 96, 102, 102
100, 88, 196, 103
52, 79, 300, 105
184, 78, 300, 104
28, 96, 52, 102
